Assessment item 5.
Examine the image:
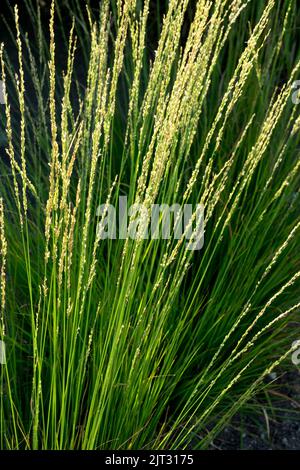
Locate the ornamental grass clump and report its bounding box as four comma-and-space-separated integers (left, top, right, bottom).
0, 0, 299, 449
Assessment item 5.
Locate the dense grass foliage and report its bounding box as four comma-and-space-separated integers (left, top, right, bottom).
0, 0, 299, 449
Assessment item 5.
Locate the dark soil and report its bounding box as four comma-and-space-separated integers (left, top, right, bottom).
212, 370, 300, 450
